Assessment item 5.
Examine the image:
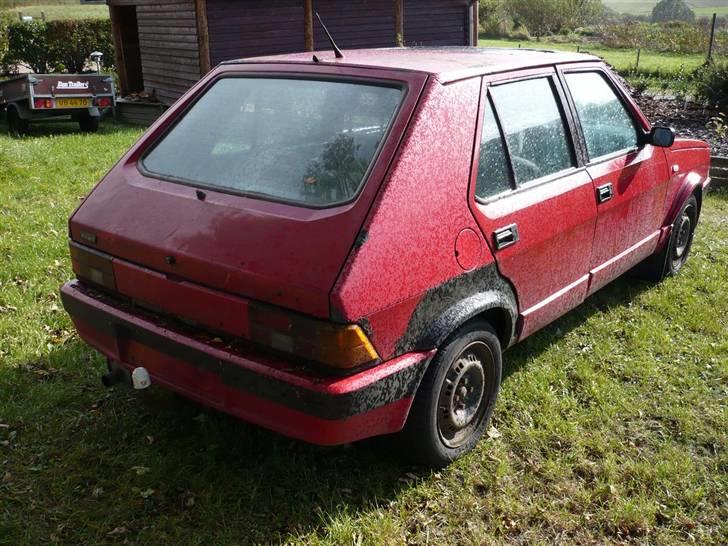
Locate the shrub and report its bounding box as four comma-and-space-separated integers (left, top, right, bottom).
0, 10, 13, 69
3, 20, 51, 72
46, 19, 113, 73
1, 18, 112, 74
694, 62, 728, 112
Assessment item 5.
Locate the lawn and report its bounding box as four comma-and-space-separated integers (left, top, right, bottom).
604, 0, 728, 16
1, 1, 107, 20
0, 120, 726, 545
478, 37, 710, 74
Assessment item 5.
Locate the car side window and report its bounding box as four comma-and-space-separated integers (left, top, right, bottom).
490, 77, 574, 185
476, 97, 513, 199
564, 71, 639, 161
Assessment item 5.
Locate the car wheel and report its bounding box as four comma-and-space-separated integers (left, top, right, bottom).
78, 112, 100, 133
665, 195, 698, 276
399, 321, 502, 467
633, 195, 698, 281
7, 108, 30, 137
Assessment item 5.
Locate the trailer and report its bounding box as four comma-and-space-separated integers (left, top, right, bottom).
0, 73, 115, 136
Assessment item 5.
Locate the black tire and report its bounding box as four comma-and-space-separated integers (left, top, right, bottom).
634, 195, 698, 281
78, 112, 100, 133
7, 107, 29, 137
398, 321, 502, 467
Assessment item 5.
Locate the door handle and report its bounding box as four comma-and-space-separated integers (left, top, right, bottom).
494, 223, 519, 250
596, 183, 613, 204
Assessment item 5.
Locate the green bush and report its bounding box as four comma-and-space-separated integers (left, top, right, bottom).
694, 62, 728, 112
0, 10, 13, 68
1, 18, 113, 74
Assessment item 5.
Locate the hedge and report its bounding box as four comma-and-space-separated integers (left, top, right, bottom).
1, 18, 113, 74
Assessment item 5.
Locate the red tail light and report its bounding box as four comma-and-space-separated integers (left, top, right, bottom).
33, 98, 53, 109
69, 242, 117, 291
248, 303, 380, 370
95, 97, 112, 108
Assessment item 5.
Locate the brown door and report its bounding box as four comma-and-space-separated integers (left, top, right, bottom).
110, 5, 144, 96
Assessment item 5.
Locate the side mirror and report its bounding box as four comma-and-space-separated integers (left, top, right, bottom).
648, 126, 675, 148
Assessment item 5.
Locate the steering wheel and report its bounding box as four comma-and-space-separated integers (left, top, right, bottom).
512, 156, 542, 180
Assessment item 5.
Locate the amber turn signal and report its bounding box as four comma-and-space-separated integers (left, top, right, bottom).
249, 303, 379, 370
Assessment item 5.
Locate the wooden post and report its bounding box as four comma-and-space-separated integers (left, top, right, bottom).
304, 0, 314, 51
109, 6, 129, 96
635, 48, 641, 71
395, 0, 404, 47
41, 11, 45, 21
471, 1, 479, 47
195, 0, 211, 74
17, 11, 22, 21
707, 13, 717, 63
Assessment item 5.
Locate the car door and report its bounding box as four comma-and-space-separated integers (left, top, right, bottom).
469, 70, 598, 340
559, 67, 671, 295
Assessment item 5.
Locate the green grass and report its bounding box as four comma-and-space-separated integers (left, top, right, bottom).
1, 120, 727, 544
0, 1, 107, 20
478, 37, 727, 96
604, 0, 728, 16
479, 37, 709, 73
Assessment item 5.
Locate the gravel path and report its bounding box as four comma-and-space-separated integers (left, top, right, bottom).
633, 94, 728, 158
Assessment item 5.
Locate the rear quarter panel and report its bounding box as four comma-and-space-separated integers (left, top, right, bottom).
331, 76, 497, 359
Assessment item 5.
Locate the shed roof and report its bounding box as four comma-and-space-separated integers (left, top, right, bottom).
223, 46, 600, 83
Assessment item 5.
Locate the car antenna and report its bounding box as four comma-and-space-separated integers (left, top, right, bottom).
315, 12, 344, 60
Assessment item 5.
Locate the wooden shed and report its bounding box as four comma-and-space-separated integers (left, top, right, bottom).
108, 0, 480, 109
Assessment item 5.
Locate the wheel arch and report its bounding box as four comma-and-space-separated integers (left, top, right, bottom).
394, 264, 519, 358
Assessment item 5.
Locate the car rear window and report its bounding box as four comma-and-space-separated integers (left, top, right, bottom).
142, 77, 404, 206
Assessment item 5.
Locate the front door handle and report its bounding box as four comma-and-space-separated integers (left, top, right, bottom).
596, 183, 614, 203
494, 223, 519, 250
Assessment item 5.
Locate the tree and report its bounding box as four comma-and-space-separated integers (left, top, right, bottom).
651, 0, 695, 23
507, 0, 604, 37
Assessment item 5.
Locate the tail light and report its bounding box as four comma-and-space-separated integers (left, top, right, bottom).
69, 242, 116, 291
95, 97, 112, 108
33, 98, 53, 109
249, 303, 379, 370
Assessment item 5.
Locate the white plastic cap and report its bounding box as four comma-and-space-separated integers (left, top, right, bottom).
131, 367, 151, 390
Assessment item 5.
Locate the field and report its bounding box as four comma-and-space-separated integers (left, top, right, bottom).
478, 37, 709, 72
0, 119, 726, 545
0, 1, 106, 20
604, 0, 728, 16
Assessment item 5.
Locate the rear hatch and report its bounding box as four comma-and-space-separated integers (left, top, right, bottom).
69, 63, 426, 319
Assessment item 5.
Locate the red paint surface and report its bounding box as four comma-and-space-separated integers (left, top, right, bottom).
455, 228, 483, 271
585, 145, 669, 296
332, 76, 489, 320
70, 64, 427, 318
63, 282, 431, 445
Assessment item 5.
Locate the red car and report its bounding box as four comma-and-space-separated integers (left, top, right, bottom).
61, 48, 711, 466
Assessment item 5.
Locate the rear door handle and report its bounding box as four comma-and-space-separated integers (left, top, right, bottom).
494, 223, 519, 250
596, 183, 613, 203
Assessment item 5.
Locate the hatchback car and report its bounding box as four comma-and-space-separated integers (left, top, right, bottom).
61, 47, 711, 466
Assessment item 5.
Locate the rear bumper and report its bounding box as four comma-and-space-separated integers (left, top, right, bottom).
60, 281, 433, 445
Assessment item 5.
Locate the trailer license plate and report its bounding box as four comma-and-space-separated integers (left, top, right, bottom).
55, 98, 90, 108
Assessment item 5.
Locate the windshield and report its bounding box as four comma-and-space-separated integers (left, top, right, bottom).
142, 77, 405, 206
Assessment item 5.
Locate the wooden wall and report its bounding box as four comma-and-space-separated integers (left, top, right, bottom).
404, 0, 470, 46
109, 0, 202, 105
207, 0, 304, 66
108, 0, 474, 106
313, 0, 397, 50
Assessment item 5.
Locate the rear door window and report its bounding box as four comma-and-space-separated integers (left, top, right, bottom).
490, 77, 575, 184
142, 77, 404, 206
475, 98, 514, 199
564, 71, 639, 161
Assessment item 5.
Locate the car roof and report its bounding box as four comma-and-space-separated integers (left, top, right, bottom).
222, 46, 601, 83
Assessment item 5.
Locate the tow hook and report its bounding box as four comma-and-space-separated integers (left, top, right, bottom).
101, 365, 129, 388
131, 367, 152, 390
